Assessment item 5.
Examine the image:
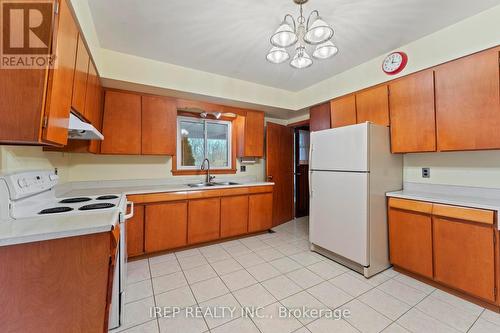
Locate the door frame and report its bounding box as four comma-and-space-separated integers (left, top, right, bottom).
288, 120, 310, 218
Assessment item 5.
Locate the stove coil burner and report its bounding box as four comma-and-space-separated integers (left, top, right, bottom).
79, 203, 116, 211
96, 195, 119, 200
59, 197, 92, 204
38, 207, 74, 214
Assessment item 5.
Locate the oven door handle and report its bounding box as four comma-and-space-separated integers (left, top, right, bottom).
124, 201, 134, 220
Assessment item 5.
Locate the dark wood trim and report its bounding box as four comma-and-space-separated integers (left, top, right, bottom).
287, 119, 310, 128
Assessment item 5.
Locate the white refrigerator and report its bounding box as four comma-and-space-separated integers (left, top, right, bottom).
309, 122, 402, 277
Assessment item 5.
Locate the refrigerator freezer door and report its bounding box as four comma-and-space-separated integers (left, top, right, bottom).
309, 170, 369, 266
310, 123, 369, 172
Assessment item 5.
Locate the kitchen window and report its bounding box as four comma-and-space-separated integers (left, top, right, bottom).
176, 116, 232, 170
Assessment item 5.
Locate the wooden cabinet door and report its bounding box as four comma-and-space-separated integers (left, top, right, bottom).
188, 198, 221, 244
244, 111, 265, 157
126, 205, 145, 257
100, 91, 142, 154
330, 94, 356, 128
145, 202, 188, 253
221, 195, 248, 238
435, 48, 500, 151
389, 70, 436, 153
309, 102, 331, 132
42, 0, 79, 146
71, 34, 90, 116
433, 212, 496, 302
142, 96, 177, 155
248, 193, 273, 232
356, 85, 389, 126
86, 63, 103, 154
388, 199, 433, 278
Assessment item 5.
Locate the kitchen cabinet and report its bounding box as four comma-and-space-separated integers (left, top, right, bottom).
330, 94, 357, 128
100, 91, 142, 154
248, 193, 273, 233
388, 198, 433, 279
435, 48, 500, 151
234, 110, 265, 157
221, 195, 249, 238
145, 202, 188, 253
356, 85, 389, 126
310, 102, 331, 132
71, 34, 90, 117
188, 198, 221, 244
142, 96, 177, 155
42, 0, 79, 146
432, 204, 496, 302
0, 230, 116, 332
127, 205, 145, 257
86, 64, 104, 153
389, 70, 436, 153
0, 0, 78, 146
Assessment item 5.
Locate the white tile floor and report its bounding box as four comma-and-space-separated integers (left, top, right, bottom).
112, 217, 500, 333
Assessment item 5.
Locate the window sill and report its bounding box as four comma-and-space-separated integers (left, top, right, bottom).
171, 169, 237, 176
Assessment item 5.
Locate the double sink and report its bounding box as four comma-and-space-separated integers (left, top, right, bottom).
187, 181, 240, 188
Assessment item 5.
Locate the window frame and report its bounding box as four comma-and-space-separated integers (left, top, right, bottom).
176, 116, 232, 171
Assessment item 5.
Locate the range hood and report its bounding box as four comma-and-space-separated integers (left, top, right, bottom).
67, 112, 104, 140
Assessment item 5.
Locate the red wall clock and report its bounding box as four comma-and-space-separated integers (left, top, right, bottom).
382, 51, 408, 75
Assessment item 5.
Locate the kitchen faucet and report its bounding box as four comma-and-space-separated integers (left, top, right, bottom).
200, 158, 214, 183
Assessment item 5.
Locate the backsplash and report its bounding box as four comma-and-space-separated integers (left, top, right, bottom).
0, 146, 265, 183
404, 150, 500, 188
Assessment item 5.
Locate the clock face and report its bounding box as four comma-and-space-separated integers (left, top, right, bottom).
382, 52, 407, 75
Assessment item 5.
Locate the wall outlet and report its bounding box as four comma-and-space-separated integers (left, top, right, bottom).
240, 165, 246, 172
422, 167, 430, 178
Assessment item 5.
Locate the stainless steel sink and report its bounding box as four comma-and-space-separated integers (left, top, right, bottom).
213, 181, 240, 186
187, 181, 240, 187
187, 182, 216, 188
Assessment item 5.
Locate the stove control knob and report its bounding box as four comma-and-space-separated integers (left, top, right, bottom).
17, 178, 28, 188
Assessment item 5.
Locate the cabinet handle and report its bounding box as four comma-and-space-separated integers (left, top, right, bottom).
267, 175, 273, 181
124, 201, 134, 220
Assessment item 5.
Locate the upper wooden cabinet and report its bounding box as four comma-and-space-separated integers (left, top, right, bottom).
310, 102, 331, 132
71, 34, 90, 117
100, 91, 142, 154
142, 96, 177, 155
330, 94, 357, 128
389, 70, 436, 153
356, 85, 390, 126
42, 0, 79, 146
435, 48, 500, 151
234, 110, 265, 157
388, 198, 433, 279
85, 63, 103, 154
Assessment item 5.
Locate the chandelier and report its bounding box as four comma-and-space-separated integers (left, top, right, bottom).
266, 0, 338, 69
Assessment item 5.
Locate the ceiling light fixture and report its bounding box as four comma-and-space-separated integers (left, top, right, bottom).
266, 0, 338, 69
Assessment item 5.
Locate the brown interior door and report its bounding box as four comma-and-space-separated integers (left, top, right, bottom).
266, 122, 294, 226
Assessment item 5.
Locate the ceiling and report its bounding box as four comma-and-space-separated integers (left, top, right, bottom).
87, 0, 499, 92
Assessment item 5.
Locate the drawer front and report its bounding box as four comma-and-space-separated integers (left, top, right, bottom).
433, 204, 494, 225
388, 197, 432, 214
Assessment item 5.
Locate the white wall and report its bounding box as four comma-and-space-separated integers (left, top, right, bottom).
404, 151, 500, 188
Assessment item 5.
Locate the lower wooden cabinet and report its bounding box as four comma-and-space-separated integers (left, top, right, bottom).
144, 202, 187, 253
433, 211, 496, 302
188, 198, 221, 244
127, 205, 145, 257
388, 198, 433, 279
388, 197, 498, 306
221, 195, 249, 238
248, 193, 273, 233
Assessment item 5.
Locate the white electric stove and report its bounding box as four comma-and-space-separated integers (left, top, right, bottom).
0, 170, 132, 330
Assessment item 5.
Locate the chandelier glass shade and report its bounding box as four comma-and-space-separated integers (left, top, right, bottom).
266, 0, 338, 69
